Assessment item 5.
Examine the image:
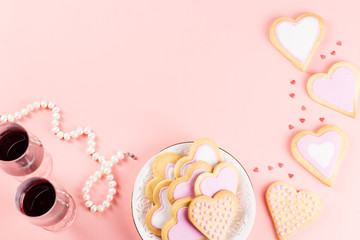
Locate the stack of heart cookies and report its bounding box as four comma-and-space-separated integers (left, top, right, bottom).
145, 138, 241, 240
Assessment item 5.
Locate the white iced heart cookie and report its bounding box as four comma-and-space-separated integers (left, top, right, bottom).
270, 13, 325, 71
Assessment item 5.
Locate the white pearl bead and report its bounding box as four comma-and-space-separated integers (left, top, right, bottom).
111, 155, 119, 163
7, 114, 14, 122
103, 168, 111, 175
86, 147, 95, 154
82, 187, 90, 193
52, 106, 60, 113
117, 151, 124, 159
88, 132, 96, 139
52, 112, 60, 119
90, 176, 97, 182
40, 101, 47, 108
109, 188, 116, 195
70, 131, 78, 138
97, 205, 105, 212
21, 108, 28, 116
84, 127, 91, 134
103, 200, 110, 208
83, 194, 90, 200
14, 112, 21, 119
103, 161, 113, 168
88, 140, 96, 147
76, 127, 84, 135
56, 131, 64, 139
52, 127, 60, 133
63, 133, 70, 141
85, 200, 93, 207
106, 194, 113, 201
0, 115, 7, 123
98, 156, 105, 163
27, 104, 34, 111
94, 170, 102, 179
92, 152, 100, 160
33, 101, 41, 109
90, 205, 97, 212
106, 174, 114, 181
85, 181, 92, 187
109, 181, 117, 187
47, 102, 55, 109
51, 120, 59, 126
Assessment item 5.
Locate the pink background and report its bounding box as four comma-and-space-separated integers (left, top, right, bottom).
0, 0, 359, 239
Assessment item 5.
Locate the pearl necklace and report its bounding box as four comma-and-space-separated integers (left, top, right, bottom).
0, 100, 136, 213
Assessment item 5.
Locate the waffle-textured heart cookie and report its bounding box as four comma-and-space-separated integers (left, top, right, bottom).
194, 162, 239, 197
188, 190, 239, 240
146, 152, 181, 203
307, 62, 360, 118
174, 138, 222, 178
270, 13, 325, 72
266, 182, 323, 240
291, 125, 348, 187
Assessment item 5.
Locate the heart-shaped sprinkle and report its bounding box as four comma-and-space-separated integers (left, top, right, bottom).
307, 62, 360, 118
278, 163, 284, 168
299, 118, 306, 123
301, 106, 307, 111
290, 80, 296, 85
253, 167, 259, 173
336, 41, 342, 46
266, 182, 323, 240
320, 54, 326, 60
189, 190, 239, 240
268, 165, 274, 171
289, 93, 295, 98
319, 117, 325, 122
330, 50, 336, 55
288, 124, 294, 130
288, 173, 294, 179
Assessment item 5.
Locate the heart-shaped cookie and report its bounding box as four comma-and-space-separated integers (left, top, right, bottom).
307, 62, 360, 118
266, 182, 323, 240
291, 125, 348, 187
194, 162, 239, 197
270, 13, 325, 71
188, 190, 239, 240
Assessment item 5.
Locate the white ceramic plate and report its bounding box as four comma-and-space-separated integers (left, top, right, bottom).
131, 142, 256, 240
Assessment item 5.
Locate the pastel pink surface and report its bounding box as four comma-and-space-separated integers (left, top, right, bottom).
173, 168, 207, 200
199, 167, 238, 197
167, 207, 205, 240
297, 131, 342, 178
0, 1, 360, 240
312, 67, 357, 112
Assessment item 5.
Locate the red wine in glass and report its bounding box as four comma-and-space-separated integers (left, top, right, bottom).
15, 177, 76, 231
0, 123, 52, 179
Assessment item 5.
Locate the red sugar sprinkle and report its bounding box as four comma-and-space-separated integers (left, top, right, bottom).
289, 93, 295, 98
331, 50, 336, 55
278, 163, 284, 168
320, 54, 326, 59
288, 173, 294, 179
336, 41, 342, 46
290, 80, 296, 85
301, 106, 307, 111
288, 124, 294, 130
253, 167, 259, 173
268, 165, 273, 171
299, 118, 305, 123
319, 117, 325, 122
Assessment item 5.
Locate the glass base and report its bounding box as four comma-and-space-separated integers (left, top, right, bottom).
15, 150, 52, 182
43, 191, 76, 231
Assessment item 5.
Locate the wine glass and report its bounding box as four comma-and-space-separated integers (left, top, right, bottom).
0, 122, 52, 181
15, 177, 76, 231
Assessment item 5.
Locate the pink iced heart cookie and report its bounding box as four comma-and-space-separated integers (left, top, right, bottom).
194, 162, 239, 197
188, 190, 239, 240
291, 125, 348, 186
162, 198, 206, 240
174, 138, 222, 178
266, 182, 323, 240
307, 62, 360, 118
270, 13, 325, 71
